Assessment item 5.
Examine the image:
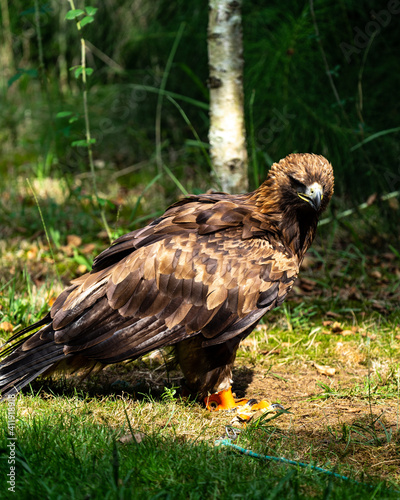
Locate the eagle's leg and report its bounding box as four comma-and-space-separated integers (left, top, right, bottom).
175, 336, 238, 403
175, 337, 278, 412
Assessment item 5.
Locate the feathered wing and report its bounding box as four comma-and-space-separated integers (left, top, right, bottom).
0, 194, 299, 397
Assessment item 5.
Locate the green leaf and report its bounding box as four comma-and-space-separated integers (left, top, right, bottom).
8, 73, 24, 87
71, 139, 96, 147
56, 111, 73, 118
65, 9, 84, 20
97, 197, 115, 209
74, 67, 83, 79
85, 6, 98, 16
58, 126, 71, 138
7, 68, 38, 87
19, 8, 36, 15
20, 4, 52, 16
73, 250, 92, 270
71, 140, 88, 147
85, 68, 94, 76
185, 139, 209, 149
350, 126, 400, 151
80, 15, 94, 27
68, 116, 79, 124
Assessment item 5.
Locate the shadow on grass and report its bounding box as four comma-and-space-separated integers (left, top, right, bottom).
18, 360, 256, 406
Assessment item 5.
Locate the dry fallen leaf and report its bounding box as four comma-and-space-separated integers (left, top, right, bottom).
388, 197, 399, 210
300, 254, 315, 270
326, 311, 341, 319
119, 434, 133, 444
67, 234, 82, 247
77, 264, 88, 275
382, 252, 396, 261
82, 243, 96, 255
27, 248, 38, 260
118, 431, 145, 444
300, 278, 316, 291
313, 362, 336, 377
261, 348, 281, 356
361, 332, 377, 340
240, 338, 258, 350
331, 322, 342, 333
0, 321, 14, 332
60, 245, 73, 257
145, 349, 164, 365
341, 330, 354, 336
97, 230, 109, 240
366, 193, 377, 206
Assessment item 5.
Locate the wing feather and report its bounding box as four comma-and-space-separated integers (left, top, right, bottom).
2, 192, 300, 382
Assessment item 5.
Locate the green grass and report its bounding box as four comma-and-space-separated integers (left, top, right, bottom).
1, 393, 399, 499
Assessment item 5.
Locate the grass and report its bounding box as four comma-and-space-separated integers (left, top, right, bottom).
1, 393, 399, 499
1, 176, 400, 498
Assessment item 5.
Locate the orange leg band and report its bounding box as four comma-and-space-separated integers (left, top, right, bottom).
204, 387, 237, 411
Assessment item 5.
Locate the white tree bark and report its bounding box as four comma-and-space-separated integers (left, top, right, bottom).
208, 0, 248, 194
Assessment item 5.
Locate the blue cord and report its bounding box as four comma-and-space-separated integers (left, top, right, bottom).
215, 428, 399, 494
215, 438, 355, 483
215, 438, 400, 495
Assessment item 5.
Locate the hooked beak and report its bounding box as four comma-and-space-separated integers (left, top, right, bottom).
297, 182, 323, 211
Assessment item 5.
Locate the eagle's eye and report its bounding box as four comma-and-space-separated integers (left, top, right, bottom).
288, 174, 306, 193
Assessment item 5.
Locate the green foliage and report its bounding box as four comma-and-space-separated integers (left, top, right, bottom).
1, 0, 399, 207
64, 5, 97, 27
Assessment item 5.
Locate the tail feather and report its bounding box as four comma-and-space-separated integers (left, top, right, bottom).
0, 340, 67, 397
0, 314, 52, 358
0, 342, 64, 376
1, 362, 62, 398
0, 315, 68, 398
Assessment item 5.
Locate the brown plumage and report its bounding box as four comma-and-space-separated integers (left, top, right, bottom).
0, 153, 334, 399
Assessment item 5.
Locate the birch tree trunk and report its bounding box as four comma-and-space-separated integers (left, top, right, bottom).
208, 0, 248, 193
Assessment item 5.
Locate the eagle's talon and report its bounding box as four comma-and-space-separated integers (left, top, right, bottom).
270, 403, 285, 411
204, 387, 280, 413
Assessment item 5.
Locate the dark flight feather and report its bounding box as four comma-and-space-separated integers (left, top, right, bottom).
0, 153, 334, 398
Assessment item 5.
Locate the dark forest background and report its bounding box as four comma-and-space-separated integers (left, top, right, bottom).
1, 0, 400, 242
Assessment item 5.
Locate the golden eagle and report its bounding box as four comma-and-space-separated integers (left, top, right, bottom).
0, 153, 334, 409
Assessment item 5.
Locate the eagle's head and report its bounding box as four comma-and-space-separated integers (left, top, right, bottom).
256, 153, 334, 216
251, 153, 334, 255
276, 153, 334, 215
